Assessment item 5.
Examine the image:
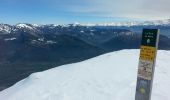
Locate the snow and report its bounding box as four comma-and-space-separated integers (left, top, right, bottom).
125, 32, 133, 36
16, 24, 33, 29
73, 22, 80, 26
0, 24, 11, 34
80, 30, 84, 33
143, 19, 170, 26
74, 19, 170, 26
32, 24, 39, 27
0, 49, 170, 100
38, 38, 44, 42
4, 38, 16, 41
46, 40, 57, 44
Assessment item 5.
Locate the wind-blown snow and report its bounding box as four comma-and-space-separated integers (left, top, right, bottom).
0, 49, 170, 100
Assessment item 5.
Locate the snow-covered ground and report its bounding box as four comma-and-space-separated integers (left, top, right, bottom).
0, 49, 170, 100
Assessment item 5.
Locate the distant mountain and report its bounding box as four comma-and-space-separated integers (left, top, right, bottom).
1, 22, 170, 55
0, 22, 170, 91
140, 19, 170, 26
1, 22, 170, 61
0, 24, 12, 34
1, 19, 170, 33
101, 34, 170, 51
80, 19, 170, 26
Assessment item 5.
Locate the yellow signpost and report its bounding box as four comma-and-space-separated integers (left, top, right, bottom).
135, 29, 160, 100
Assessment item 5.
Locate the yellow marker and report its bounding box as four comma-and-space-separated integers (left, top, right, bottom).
139, 87, 146, 94
140, 46, 155, 61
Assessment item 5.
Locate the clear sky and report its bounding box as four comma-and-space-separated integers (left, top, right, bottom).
0, 0, 170, 24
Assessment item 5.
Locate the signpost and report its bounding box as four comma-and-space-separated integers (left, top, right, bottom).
135, 29, 160, 100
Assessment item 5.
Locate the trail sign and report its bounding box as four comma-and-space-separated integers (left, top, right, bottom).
135, 29, 160, 100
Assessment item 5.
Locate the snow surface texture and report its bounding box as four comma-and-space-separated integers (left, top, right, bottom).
0, 49, 170, 100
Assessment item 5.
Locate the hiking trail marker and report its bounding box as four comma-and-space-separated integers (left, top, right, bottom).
135, 29, 160, 100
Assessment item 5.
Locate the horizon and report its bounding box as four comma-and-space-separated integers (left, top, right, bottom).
1, 18, 170, 25
0, 17, 151, 25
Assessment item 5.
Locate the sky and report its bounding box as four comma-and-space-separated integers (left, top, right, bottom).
0, 0, 170, 24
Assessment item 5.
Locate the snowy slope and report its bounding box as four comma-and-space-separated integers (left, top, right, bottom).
0, 49, 170, 100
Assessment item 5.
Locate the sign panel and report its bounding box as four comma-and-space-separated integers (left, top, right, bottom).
135, 29, 159, 100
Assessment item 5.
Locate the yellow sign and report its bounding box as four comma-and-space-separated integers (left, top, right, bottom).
139, 46, 155, 61
135, 29, 159, 100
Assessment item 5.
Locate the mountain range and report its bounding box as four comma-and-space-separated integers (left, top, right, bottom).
0, 19, 170, 91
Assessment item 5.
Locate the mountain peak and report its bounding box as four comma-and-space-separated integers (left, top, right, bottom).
0, 23, 12, 34
16, 23, 34, 29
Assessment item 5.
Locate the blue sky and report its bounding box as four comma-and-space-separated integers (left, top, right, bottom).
0, 0, 170, 24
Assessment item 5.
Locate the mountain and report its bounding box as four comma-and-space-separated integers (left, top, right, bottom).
0, 24, 12, 34
101, 34, 170, 51
0, 49, 169, 100
81, 19, 170, 26
0, 33, 103, 91
1, 22, 170, 46
1, 22, 170, 91
140, 19, 170, 26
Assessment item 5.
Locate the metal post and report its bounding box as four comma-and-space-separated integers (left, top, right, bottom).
135, 29, 160, 100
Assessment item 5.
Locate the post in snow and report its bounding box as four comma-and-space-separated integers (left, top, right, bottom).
135, 29, 160, 100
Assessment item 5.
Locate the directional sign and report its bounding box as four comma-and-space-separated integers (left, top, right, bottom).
135, 29, 160, 100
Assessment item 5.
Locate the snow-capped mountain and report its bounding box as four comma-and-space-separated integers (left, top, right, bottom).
0, 19, 170, 34
71, 19, 170, 26
0, 19, 170, 36
16, 23, 35, 29
142, 19, 170, 26
0, 49, 169, 100
0, 23, 38, 34
0, 24, 12, 34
